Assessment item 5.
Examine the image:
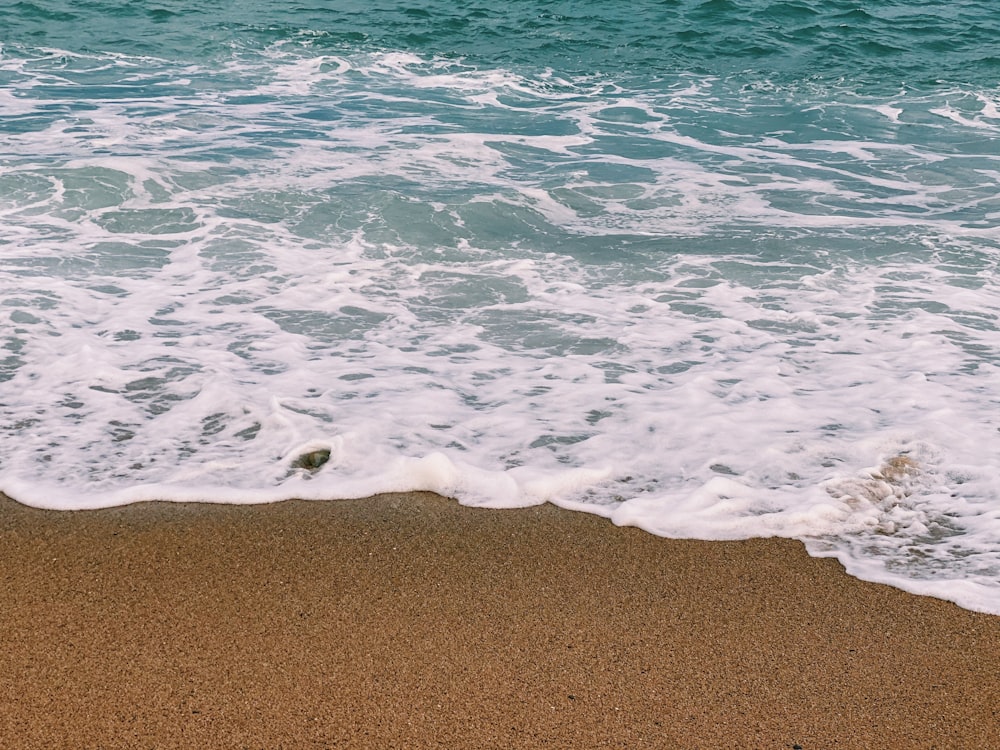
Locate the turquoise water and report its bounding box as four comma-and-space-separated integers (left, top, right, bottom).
2, 1, 1000, 613
6, 1, 999, 86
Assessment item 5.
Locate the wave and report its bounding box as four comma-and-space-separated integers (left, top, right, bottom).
2, 39, 1000, 614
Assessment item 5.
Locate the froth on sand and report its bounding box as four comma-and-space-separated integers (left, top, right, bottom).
1, 491, 997, 748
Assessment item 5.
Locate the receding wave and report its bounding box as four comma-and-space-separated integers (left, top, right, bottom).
2, 16, 1000, 614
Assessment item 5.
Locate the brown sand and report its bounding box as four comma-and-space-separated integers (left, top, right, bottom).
1, 491, 997, 749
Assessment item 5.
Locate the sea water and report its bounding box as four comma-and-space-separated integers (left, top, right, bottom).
2, 1, 999, 614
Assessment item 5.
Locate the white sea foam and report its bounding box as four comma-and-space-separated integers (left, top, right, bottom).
2, 43, 1000, 613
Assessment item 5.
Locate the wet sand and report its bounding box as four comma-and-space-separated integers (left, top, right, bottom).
1, 491, 998, 748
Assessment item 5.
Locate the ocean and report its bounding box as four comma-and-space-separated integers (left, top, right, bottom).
2, 0, 999, 614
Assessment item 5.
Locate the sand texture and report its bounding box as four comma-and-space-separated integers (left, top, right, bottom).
1, 491, 998, 748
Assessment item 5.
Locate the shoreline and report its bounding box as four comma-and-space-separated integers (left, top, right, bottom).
2, 491, 998, 748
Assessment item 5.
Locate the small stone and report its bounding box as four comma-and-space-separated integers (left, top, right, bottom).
291, 449, 331, 472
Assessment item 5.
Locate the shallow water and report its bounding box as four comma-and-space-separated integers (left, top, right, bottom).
2, 1, 1000, 613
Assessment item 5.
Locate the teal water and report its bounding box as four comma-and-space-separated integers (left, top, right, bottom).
2, 1, 1000, 613
6, 0, 999, 87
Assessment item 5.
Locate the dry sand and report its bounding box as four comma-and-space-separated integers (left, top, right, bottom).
1, 491, 997, 749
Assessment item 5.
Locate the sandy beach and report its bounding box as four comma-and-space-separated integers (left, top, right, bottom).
1, 490, 997, 748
